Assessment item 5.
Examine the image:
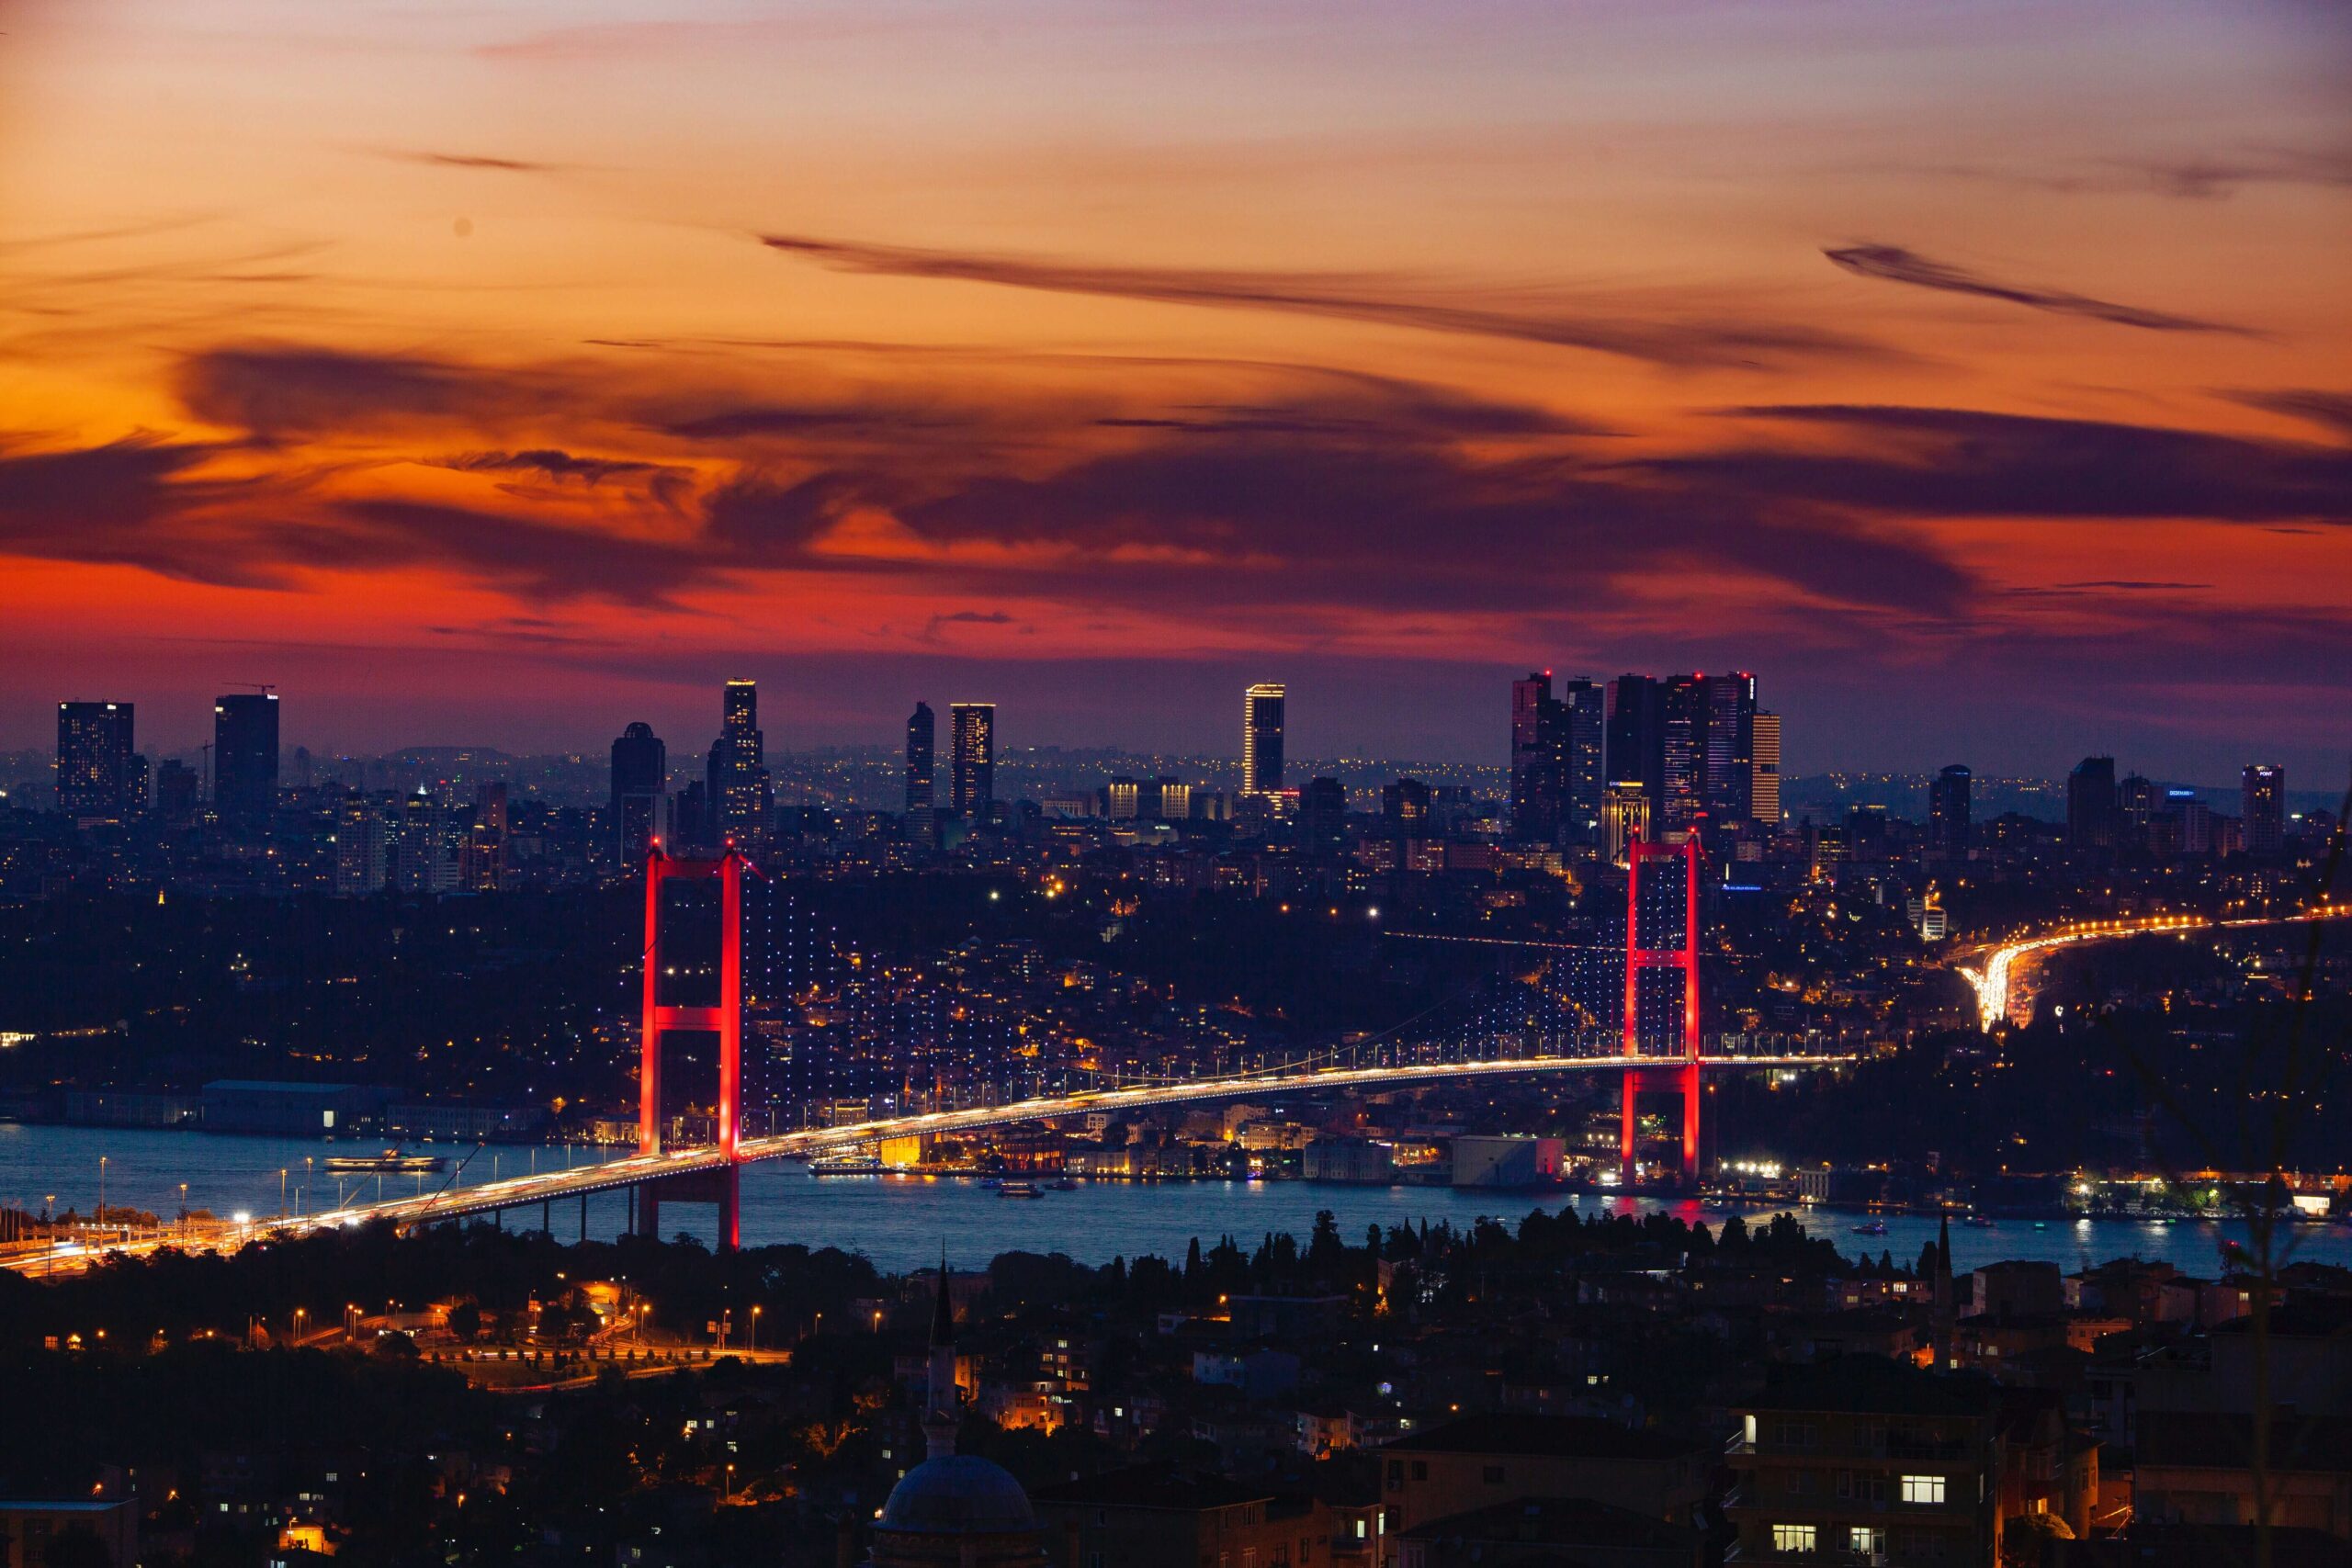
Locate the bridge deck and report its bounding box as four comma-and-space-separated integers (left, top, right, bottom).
279, 1052, 1856, 1235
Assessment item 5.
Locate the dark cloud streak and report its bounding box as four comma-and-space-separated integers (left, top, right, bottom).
1824, 243, 2251, 334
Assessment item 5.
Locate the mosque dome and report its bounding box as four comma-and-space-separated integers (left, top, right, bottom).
876, 1453, 1039, 1535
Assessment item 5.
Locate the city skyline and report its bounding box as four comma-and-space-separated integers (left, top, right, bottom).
3, 5, 2347, 780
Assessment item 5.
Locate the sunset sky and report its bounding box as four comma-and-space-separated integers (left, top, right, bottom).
3, 1, 2347, 781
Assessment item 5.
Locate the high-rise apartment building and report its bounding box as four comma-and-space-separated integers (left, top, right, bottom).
707, 679, 771, 840
154, 759, 199, 823
611, 721, 667, 863
949, 703, 996, 819
1928, 764, 1971, 856
2066, 756, 2117, 852
212, 692, 280, 826
333, 792, 390, 895
2242, 764, 2285, 859
905, 702, 935, 838
56, 701, 137, 818
1750, 710, 1782, 828
1241, 683, 1285, 797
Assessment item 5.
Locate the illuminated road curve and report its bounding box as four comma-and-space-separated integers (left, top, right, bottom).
1956, 904, 2352, 1032
266, 1052, 1858, 1239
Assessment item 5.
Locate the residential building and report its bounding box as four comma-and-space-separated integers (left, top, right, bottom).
1243, 682, 1286, 797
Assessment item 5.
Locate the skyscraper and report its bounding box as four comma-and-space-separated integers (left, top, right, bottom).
707, 679, 771, 840
1928, 764, 1972, 856
1297, 775, 1347, 853
905, 702, 935, 838
55, 701, 136, 818
1750, 710, 1782, 828
2066, 756, 2118, 852
1241, 682, 1285, 797
1601, 783, 1652, 866
1605, 674, 1664, 808
949, 702, 995, 819
611, 721, 667, 862
1510, 672, 1603, 847
2242, 763, 2285, 859
1510, 672, 1560, 843
212, 692, 280, 826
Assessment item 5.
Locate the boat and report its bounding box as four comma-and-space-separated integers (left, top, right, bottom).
323, 1150, 444, 1175
1047, 1177, 1078, 1191
1850, 1220, 1888, 1236
809, 1156, 883, 1177
1965, 1215, 1996, 1228
996, 1180, 1043, 1199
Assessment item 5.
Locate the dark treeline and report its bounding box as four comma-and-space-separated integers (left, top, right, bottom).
1, 1203, 1859, 1352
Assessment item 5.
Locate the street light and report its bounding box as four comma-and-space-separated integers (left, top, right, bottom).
749, 1305, 761, 1353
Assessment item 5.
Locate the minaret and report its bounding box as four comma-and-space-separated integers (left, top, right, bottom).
924, 1253, 959, 1460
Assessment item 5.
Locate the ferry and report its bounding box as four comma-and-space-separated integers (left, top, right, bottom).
1850, 1220, 1888, 1236
1048, 1177, 1078, 1191
1965, 1215, 1996, 1228
323, 1151, 444, 1175
809, 1156, 883, 1177
996, 1180, 1043, 1200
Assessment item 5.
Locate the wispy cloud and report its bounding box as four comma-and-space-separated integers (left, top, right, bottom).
761, 232, 1882, 369
1824, 243, 2252, 334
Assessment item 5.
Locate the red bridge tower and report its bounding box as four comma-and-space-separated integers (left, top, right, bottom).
636, 846, 747, 1247
1621, 834, 1702, 1183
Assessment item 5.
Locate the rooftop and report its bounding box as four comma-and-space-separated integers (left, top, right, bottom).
1030, 1466, 1270, 1512
1382, 1414, 1702, 1462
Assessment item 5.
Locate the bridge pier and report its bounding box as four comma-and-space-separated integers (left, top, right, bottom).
632, 1165, 740, 1250
1619, 1064, 1702, 1185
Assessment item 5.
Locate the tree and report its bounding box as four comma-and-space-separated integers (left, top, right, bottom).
447, 1300, 482, 1343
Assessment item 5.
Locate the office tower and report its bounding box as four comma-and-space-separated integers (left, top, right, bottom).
55, 701, 136, 818
1601, 783, 1652, 866
1605, 674, 1665, 811
1658, 676, 1707, 829
291, 745, 312, 792
611, 721, 667, 862
154, 759, 199, 823
905, 702, 935, 838
1928, 764, 1972, 856
1510, 672, 1563, 843
212, 692, 280, 825
468, 781, 508, 890
1383, 776, 1431, 839
1297, 775, 1347, 852
1149, 777, 1190, 821
949, 703, 996, 819
1557, 678, 1605, 845
1241, 682, 1285, 796
333, 792, 390, 895
1104, 776, 1141, 821
2066, 756, 2118, 852
670, 780, 712, 850
2242, 764, 2285, 859
1703, 672, 1757, 824
1750, 710, 1782, 828
707, 679, 771, 840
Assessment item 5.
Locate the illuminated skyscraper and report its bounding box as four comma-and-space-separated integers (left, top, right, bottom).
1601, 783, 1652, 866
949, 703, 995, 819
1750, 711, 1782, 828
905, 702, 935, 838
2242, 763, 2285, 859
1928, 763, 1971, 856
707, 679, 771, 840
1241, 682, 1285, 796
611, 721, 667, 861
213, 692, 280, 826
55, 701, 136, 818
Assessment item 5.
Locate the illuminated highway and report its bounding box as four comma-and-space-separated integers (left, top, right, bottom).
1956, 903, 2351, 1031
7, 1049, 1854, 1270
